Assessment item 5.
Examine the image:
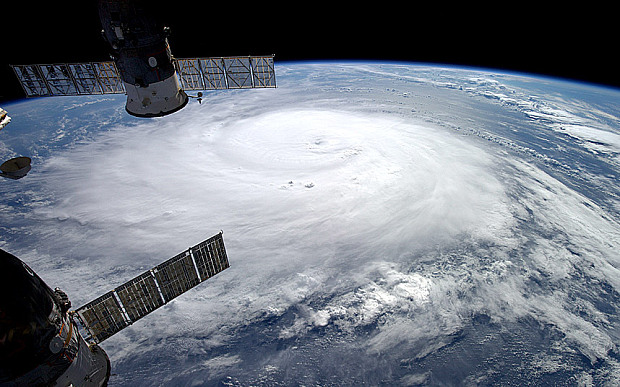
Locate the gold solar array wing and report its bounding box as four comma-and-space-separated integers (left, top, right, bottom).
11, 56, 274, 97
10, 62, 125, 97
74, 232, 229, 343
175, 55, 276, 91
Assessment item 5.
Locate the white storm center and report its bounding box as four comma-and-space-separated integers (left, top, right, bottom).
39, 108, 512, 262
201, 109, 511, 246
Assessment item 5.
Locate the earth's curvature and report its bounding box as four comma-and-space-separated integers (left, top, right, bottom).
0, 62, 619, 385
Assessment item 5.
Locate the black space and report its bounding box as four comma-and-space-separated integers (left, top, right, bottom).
1, 2, 617, 102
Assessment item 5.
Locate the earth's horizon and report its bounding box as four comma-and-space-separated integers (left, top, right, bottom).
1, 61, 619, 386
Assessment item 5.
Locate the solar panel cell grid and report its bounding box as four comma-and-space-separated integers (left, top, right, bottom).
75, 232, 229, 343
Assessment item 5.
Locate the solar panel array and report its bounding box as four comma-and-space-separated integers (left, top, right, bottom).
11, 62, 125, 97
11, 55, 275, 98
74, 291, 129, 344
75, 232, 229, 343
174, 55, 276, 90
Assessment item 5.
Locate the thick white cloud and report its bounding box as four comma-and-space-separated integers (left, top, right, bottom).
33, 105, 512, 272
28, 101, 518, 368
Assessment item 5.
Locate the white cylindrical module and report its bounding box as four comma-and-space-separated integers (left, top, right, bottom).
53, 322, 110, 387
98, 0, 190, 118
124, 73, 188, 118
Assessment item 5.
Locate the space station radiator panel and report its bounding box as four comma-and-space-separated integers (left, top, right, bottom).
74, 232, 229, 343
12, 55, 275, 98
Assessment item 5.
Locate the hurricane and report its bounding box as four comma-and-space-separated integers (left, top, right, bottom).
1, 62, 618, 385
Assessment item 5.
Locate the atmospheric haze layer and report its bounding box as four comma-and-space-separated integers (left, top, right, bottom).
0, 62, 619, 386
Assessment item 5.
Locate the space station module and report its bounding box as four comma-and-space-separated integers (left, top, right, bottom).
0, 249, 110, 386
98, 0, 188, 117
